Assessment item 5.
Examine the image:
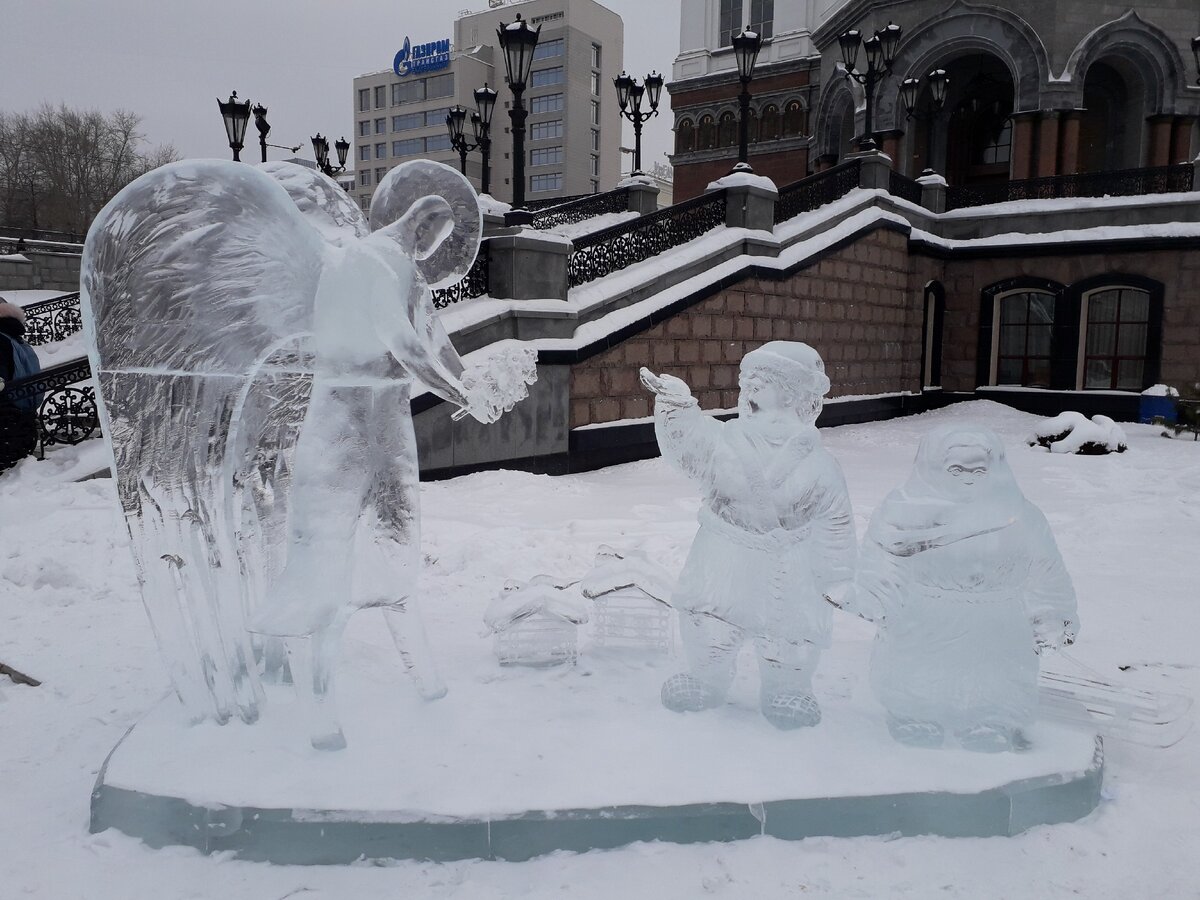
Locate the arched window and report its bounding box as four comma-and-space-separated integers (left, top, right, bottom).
718, 112, 738, 148
675, 118, 695, 154
995, 290, 1055, 387
759, 104, 780, 142
782, 100, 807, 137
697, 115, 716, 151
1081, 287, 1151, 390
746, 107, 759, 143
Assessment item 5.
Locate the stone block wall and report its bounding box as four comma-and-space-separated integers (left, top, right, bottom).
569, 227, 923, 428
0, 251, 81, 292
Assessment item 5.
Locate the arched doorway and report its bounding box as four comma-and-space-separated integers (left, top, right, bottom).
1078, 58, 1147, 173
942, 55, 1015, 187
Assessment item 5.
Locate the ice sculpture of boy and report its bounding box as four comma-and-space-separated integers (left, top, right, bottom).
849, 425, 1078, 752
640, 342, 855, 729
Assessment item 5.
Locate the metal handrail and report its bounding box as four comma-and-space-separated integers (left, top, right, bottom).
945, 163, 1195, 211
774, 160, 862, 224
888, 170, 924, 206
530, 187, 631, 231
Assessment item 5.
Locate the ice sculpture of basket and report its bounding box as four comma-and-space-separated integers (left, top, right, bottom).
494, 613, 579, 667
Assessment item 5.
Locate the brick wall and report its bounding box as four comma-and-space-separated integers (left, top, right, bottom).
570, 228, 922, 428
673, 146, 810, 202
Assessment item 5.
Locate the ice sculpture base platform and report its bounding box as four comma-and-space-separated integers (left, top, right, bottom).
91, 679, 1103, 864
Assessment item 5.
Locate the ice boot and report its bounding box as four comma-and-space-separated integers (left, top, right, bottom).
887, 716, 944, 748
661, 673, 723, 712
762, 691, 822, 729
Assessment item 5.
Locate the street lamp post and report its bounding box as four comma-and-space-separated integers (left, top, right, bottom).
217, 91, 252, 162
445, 83, 498, 195
311, 133, 350, 179
731, 31, 764, 169
251, 103, 301, 163
1192, 35, 1200, 85
613, 71, 664, 175
900, 68, 949, 175
497, 12, 541, 226
838, 21, 903, 152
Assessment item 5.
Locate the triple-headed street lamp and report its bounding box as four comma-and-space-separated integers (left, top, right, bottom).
731, 30, 764, 169
497, 12, 541, 226
613, 71, 664, 175
446, 83, 499, 195
900, 68, 949, 176
310, 133, 350, 178
838, 21, 903, 152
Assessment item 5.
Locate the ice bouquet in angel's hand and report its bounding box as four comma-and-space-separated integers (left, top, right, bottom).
453, 344, 539, 423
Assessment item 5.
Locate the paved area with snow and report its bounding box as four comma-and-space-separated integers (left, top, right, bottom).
1, 401, 1197, 898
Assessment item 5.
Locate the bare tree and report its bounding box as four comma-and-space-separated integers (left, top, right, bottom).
0, 104, 179, 236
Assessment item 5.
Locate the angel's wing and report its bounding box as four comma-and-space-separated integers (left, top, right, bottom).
81, 160, 331, 725
258, 160, 370, 247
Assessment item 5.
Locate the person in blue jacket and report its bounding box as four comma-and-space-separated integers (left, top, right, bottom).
0, 299, 41, 470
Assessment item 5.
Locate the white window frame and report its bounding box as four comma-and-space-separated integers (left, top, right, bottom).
990, 288, 1056, 386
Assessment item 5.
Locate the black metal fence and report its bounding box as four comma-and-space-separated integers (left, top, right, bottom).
567, 189, 728, 288
774, 160, 862, 224
524, 194, 589, 211
945, 163, 1195, 211
889, 170, 925, 206
430, 247, 490, 309
2, 357, 100, 459
530, 187, 631, 231
21, 292, 83, 346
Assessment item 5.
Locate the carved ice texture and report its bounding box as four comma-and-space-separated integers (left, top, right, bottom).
81, 158, 536, 748
484, 576, 589, 667
581, 545, 676, 653
851, 425, 1079, 752
641, 342, 856, 729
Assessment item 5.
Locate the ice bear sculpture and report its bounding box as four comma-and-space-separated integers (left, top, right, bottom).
82, 158, 535, 750
640, 342, 855, 729
850, 425, 1078, 752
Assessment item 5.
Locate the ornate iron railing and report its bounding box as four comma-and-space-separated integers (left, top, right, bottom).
567, 189, 727, 288
530, 187, 631, 231
2, 356, 100, 458
0, 235, 85, 255
0, 225, 85, 244
431, 246, 490, 309
22, 292, 83, 346
774, 160, 862, 224
523, 194, 588, 211
945, 163, 1195, 211
889, 170, 924, 206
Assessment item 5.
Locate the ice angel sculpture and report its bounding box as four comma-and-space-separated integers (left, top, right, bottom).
641, 342, 855, 729
82, 158, 535, 749
847, 425, 1078, 752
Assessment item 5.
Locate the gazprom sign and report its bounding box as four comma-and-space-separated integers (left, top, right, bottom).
393, 36, 451, 77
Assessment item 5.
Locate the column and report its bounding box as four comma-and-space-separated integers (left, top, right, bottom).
879, 129, 903, 166
1146, 115, 1174, 168
1036, 111, 1061, 178
1058, 110, 1083, 176
1169, 116, 1196, 166
1010, 112, 1038, 181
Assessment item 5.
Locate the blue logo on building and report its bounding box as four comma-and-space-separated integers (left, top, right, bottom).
394, 36, 451, 77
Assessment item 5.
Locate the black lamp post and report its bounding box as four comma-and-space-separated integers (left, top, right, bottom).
445, 83, 498, 195
614, 71, 664, 175
900, 68, 948, 175
1192, 35, 1200, 85
217, 91, 252, 162
251, 103, 301, 163
731, 30, 764, 169
839, 21, 903, 151
497, 12, 541, 225
311, 133, 350, 179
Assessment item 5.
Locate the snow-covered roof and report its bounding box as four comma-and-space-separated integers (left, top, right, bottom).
580, 546, 675, 603
484, 575, 589, 632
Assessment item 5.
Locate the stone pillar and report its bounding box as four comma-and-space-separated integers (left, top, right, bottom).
1058, 110, 1083, 176
848, 149, 893, 190
917, 172, 947, 214
625, 181, 661, 215
879, 129, 904, 166
1147, 115, 1174, 167
1010, 112, 1038, 181
481, 211, 509, 238
1036, 111, 1061, 178
1169, 117, 1195, 166
714, 181, 779, 231
486, 231, 571, 301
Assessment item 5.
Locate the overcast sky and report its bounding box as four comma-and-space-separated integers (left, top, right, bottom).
0, 0, 681, 177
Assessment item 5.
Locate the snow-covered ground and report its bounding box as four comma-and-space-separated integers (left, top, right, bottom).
2, 401, 1198, 898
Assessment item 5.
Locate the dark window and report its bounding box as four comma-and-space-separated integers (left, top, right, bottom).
530, 173, 563, 192
531, 146, 564, 166
750, 0, 774, 40
719, 0, 743, 47
393, 112, 424, 132
996, 291, 1055, 387
718, 112, 738, 148
531, 94, 565, 114
1083, 288, 1150, 390
531, 67, 564, 88
533, 38, 564, 60
782, 100, 806, 137
697, 115, 716, 150
675, 118, 695, 153
393, 81, 424, 104
374, 86, 386, 109
758, 104, 780, 141
531, 120, 564, 140
358, 89, 370, 112
425, 134, 452, 152
358, 120, 370, 137
425, 74, 454, 99
980, 118, 1012, 165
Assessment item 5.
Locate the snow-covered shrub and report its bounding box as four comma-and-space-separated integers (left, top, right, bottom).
1028, 412, 1127, 455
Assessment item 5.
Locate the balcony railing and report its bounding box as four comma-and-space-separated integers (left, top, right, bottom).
774, 160, 862, 224
568, 188, 727, 288
945, 163, 1195, 211
530, 187, 631, 231
430, 247, 490, 309
2, 356, 100, 459
22, 292, 83, 346
888, 170, 924, 206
